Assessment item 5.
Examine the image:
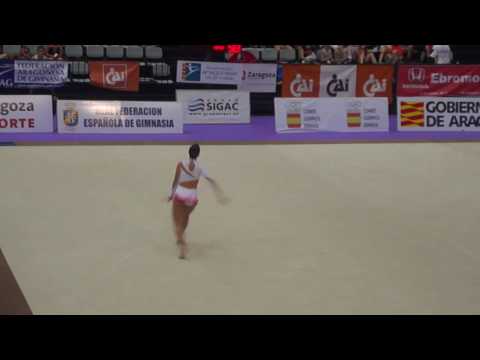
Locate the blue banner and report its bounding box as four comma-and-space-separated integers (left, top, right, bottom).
0, 60, 68, 89
14, 61, 68, 89
0, 60, 15, 88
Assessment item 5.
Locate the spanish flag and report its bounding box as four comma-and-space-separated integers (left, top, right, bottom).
347, 112, 361, 128
400, 101, 424, 127
287, 112, 302, 128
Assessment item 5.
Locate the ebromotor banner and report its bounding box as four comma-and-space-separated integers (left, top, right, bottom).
397, 65, 480, 97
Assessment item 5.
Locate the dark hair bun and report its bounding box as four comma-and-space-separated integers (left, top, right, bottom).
189, 144, 200, 159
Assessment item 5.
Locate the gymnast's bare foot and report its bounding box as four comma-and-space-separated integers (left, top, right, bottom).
179, 243, 187, 259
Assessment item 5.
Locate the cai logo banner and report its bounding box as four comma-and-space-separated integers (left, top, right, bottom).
281, 64, 320, 97
356, 65, 394, 103
89, 61, 139, 92
319, 65, 357, 98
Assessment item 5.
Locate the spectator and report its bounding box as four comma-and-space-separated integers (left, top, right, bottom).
228, 49, 257, 63
379, 45, 393, 63
317, 45, 334, 64
18, 46, 32, 60
380, 45, 405, 64
274, 45, 294, 52
430, 45, 453, 64
405, 45, 427, 63
295, 45, 305, 61
344, 45, 360, 64
359, 45, 378, 64
332, 45, 349, 64
0, 49, 7, 59
298, 45, 318, 64
32, 46, 48, 60
379, 45, 406, 64
45, 45, 64, 60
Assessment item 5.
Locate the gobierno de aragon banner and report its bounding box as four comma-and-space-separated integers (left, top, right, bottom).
398, 97, 480, 132
57, 100, 183, 134
397, 65, 480, 97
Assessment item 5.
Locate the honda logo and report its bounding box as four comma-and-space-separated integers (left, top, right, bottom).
408, 67, 426, 82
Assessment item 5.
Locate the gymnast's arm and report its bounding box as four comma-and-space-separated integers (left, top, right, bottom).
168, 163, 181, 201
204, 176, 229, 205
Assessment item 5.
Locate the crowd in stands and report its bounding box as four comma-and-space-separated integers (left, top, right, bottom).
247, 45, 454, 65
0, 45, 64, 60
0, 45, 455, 65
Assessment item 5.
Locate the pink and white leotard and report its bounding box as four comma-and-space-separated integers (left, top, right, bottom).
173, 160, 208, 206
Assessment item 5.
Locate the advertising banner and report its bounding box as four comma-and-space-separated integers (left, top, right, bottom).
0, 60, 15, 88
398, 97, 480, 131
176, 90, 250, 124
57, 100, 183, 134
89, 61, 140, 92
0, 95, 54, 133
176, 60, 241, 85
281, 64, 321, 97
237, 63, 277, 92
356, 65, 394, 103
397, 65, 480, 97
13, 61, 68, 88
319, 65, 357, 98
275, 97, 389, 133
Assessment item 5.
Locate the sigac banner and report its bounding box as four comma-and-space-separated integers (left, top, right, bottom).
398, 97, 480, 132
355, 65, 394, 103
397, 65, 480, 97
176, 90, 250, 124
14, 61, 68, 88
0, 95, 54, 133
237, 63, 277, 93
176, 60, 241, 85
319, 65, 357, 98
274, 97, 389, 133
89, 61, 140, 92
57, 100, 183, 134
